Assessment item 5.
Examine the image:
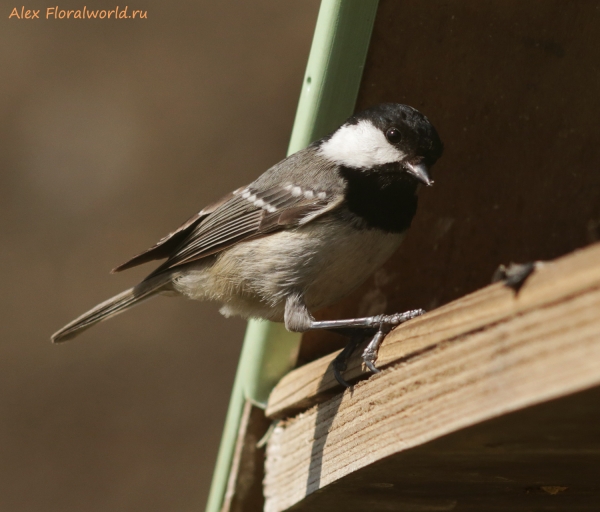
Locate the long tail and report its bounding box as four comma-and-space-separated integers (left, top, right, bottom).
51, 275, 171, 343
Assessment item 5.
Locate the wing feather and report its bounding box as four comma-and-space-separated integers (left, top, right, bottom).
113, 146, 347, 277
144, 183, 341, 276
111, 188, 240, 273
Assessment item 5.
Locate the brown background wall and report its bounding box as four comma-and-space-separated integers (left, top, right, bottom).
302, 0, 600, 362
0, 2, 318, 511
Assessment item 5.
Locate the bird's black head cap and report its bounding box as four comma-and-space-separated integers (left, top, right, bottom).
348, 103, 444, 167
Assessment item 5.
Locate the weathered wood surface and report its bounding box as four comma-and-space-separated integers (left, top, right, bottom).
220, 400, 270, 512
269, 386, 600, 511
267, 242, 600, 419
264, 242, 600, 512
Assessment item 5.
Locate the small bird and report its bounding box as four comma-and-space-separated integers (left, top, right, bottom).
52, 103, 443, 386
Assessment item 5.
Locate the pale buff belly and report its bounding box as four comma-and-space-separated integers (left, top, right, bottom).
172, 222, 405, 322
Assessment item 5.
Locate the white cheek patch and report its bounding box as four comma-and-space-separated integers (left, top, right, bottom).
319, 119, 406, 168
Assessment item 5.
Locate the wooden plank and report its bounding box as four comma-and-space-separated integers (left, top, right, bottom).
263, 245, 600, 511
220, 400, 270, 512
270, 386, 600, 511
267, 242, 600, 419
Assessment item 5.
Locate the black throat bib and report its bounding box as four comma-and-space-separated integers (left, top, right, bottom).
339, 166, 420, 233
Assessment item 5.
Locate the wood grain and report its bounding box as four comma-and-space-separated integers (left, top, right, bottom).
264, 243, 600, 511
267, 242, 600, 419
220, 400, 270, 512
269, 386, 600, 511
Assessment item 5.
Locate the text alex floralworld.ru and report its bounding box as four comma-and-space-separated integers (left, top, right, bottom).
9, 6, 148, 19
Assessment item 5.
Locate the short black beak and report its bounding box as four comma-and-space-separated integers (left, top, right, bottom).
405, 161, 433, 186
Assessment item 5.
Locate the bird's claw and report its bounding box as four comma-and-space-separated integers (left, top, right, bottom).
333, 356, 352, 388
361, 309, 426, 374
363, 357, 380, 374
361, 329, 385, 374
330, 309, 426, 386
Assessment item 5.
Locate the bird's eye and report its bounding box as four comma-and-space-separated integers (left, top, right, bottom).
386, 127, 402, 143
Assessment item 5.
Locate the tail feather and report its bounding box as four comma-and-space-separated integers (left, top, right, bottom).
51, 276, 170, 343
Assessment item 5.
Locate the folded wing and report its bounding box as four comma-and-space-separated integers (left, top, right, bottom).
115, 183, 343, 278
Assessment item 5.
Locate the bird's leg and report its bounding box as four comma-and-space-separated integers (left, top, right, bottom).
284, 293, 425, 387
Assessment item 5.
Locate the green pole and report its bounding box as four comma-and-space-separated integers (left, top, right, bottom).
204, 1, 379, 510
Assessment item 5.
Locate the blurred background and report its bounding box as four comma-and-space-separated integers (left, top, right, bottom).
0, 1, 319, 510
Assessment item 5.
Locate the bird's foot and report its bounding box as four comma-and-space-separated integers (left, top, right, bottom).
360, 309, 425, 373
330, 309, 426, 387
